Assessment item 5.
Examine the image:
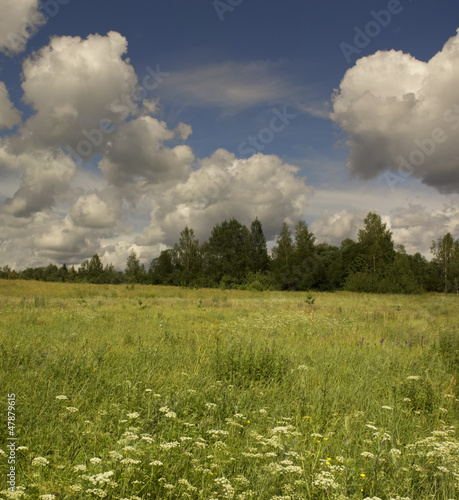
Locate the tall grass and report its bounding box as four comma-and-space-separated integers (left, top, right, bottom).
0, 280, 458, 499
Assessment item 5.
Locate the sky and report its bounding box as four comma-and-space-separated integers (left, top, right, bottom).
0, 0, 459, 269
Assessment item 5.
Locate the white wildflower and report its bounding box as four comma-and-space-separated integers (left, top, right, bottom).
55, 395, 68, 400
121, 458, 141, 465
85, 489, 106, 498
32, 457, 49, 466
159, 441, 180, 450
178, 478, 197, 492
207, 429, 229, 437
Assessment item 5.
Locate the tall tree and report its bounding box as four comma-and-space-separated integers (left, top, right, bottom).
174, 226, 202, 285
125, 251, 146, 284
249, 217, 269, 273
79, 254, 105, 283
205, 218, 251, 285
271, 222, 295, 289
149, 249, 177, 285
292, 220, 317, 290
358, 212, 395, 275
431, 233, 459, 292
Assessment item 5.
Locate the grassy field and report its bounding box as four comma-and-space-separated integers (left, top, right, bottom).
0, 280, 458, 500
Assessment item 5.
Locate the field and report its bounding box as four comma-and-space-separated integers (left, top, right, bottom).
0, 280, 458, 500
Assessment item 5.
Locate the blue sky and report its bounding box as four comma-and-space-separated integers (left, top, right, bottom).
0, 0, 458, 268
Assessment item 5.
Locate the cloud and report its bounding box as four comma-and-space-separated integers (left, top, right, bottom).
19, 31, 138, 152
331, 29, 459, 194
137, 149, 313, 246
33, 214, 99, 261
0, 0, 44, 55
99, 116, 194, 188
160, 61, 301, 111
0, 146, 76, 218
0, 83, 22, 129
389, 202, 459, 256
70, 191, 122, 229
0, 211, 99, 268
310, 209, 364, 246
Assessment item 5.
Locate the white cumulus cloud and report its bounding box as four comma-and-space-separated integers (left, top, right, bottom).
0, 0, 44, 55
137, 149, 313, 246
20, 31, 138, 152
0, 83, 22, 129
331, 29, 459, 194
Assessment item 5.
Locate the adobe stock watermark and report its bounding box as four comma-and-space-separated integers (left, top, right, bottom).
384, 103, 459, 191
64, 65, 169, 166
340, 0, 413, 65
213, 0, 244, 22
237, 106, 297, 157
6, 0, 71, 50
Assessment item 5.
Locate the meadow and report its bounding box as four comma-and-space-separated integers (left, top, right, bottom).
0, 280, 458, 500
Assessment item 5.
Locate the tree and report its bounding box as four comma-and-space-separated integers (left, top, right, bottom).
79, 254, 105, 283
174, 227, 202, 285
125, 251, 146, 284
358, 212, 395, 275
313, 243, 341, 291
204, 218, 252, 286
104, 263, 124, 284
149, 249, 177, 285
292, 220, 316, 290
431, 233, 459, 292
249, 218, 269, 273
271, 222, 295, 289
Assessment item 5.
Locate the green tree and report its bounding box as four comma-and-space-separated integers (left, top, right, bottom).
291, 220, 316, 290
149, 249, 178, 285
204, 218, 251, 286
431, 233, 459, 292
249, 217, 269, 273
125, 251, 146, 284
271, 222, 295, 289
174, 226, 202, 285
313, 243, 341, 291
104, 263, 124, 284
358, 212, 395, 275
79, 254, 105, 283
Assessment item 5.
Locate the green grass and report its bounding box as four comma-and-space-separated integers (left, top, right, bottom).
0, 280, 458, 499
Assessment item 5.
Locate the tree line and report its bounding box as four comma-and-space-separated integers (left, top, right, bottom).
1, 212, 459, 293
